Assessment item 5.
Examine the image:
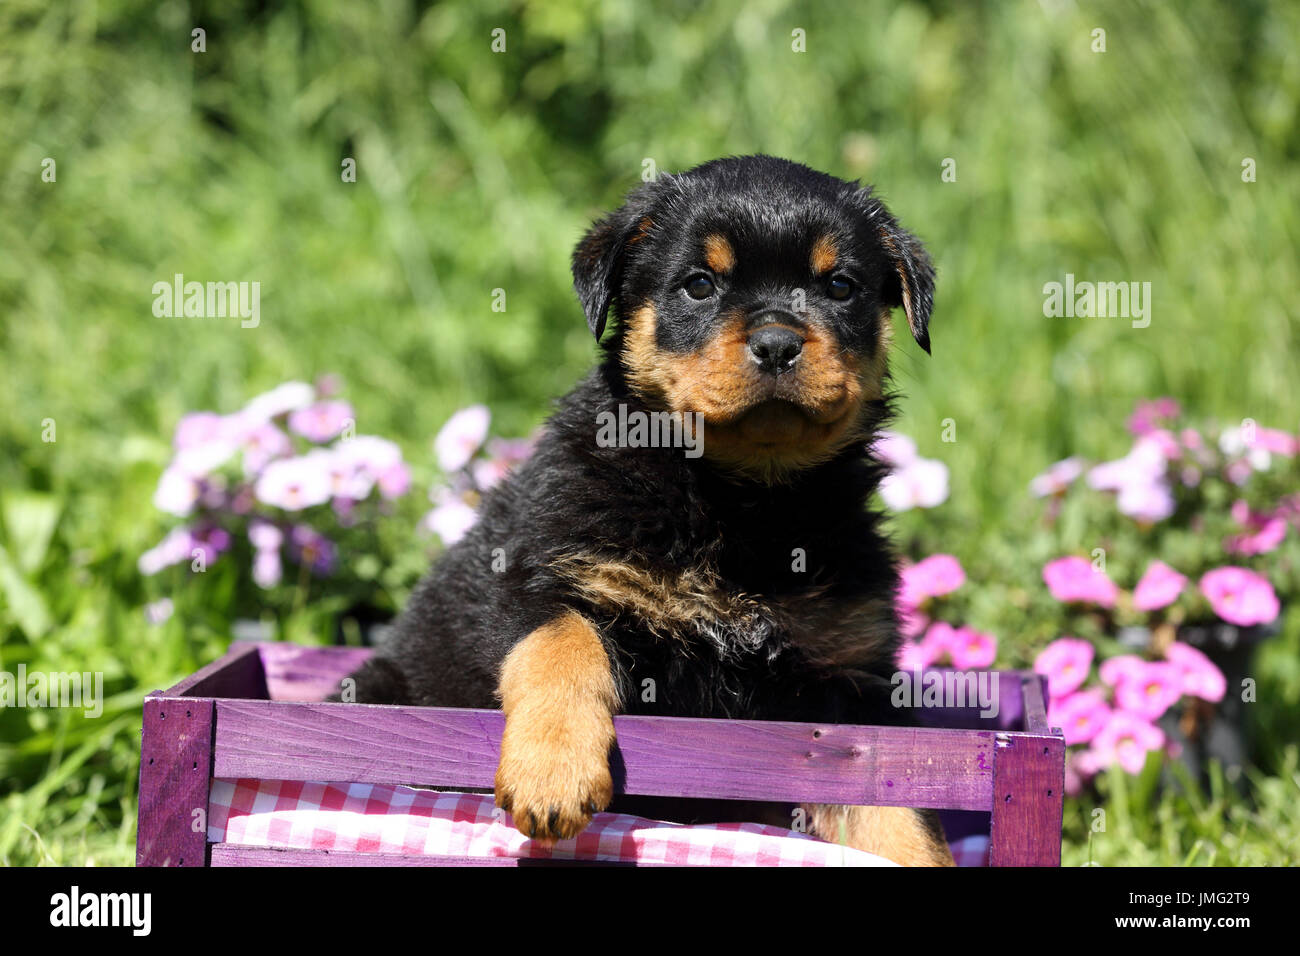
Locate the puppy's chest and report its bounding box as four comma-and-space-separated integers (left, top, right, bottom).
549, 550, 895, 670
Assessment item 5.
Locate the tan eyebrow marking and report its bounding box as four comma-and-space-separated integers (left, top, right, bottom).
703, 233, 736, 274
810, 234, 838, 275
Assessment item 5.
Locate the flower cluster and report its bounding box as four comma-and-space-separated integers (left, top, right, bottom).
895, 554, 998, 670
141, 380, 411, 589
1036, 636, 1225, 785
423, 405, 537, 546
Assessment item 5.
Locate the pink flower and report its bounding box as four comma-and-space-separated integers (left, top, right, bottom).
920, 621, 958, 664
1133, 561, 1187, 612
879, 457, 949, 511
1099, 654, 1147, 688
1088, 437, 1175, 522
949, 628, 997, 669
1042, 556, 1119, 608
1127, 398, 1181, 436
248, 520, 282, 552
435, 405, 491, 473
1164, 642, 1226, 702
1226, 502, 1288, 556
871, 430, 917, 467
424, 488, 479, 545
174, 411, 233, 450
376, 461, 412, 499
242, 423, 293, 475
898, 555, 966, 609
1090, 712, 1165, 775
254, 456, 332, 511
335, 435, 403, 475
253, 548, 282, 589
289, 401, 355, 443
1034, 637, 1094, 698
1029, 457, 1085, 497
898, 605, 928, 640
153, 466, 201, 516
897, 641, 933, 671
138, 527, 194, 575
1048, 689, 1111, 745
1114, 661, 1182, 720
1116, 478, 1176, 522
1199, 567, 1280, 627
1252, 427, 1298, 457
241, 382, 316, 425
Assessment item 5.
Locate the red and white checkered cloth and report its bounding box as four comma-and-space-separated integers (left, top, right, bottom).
208, 778, 989, 866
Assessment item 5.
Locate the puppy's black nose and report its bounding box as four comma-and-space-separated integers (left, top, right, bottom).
747, 323, 803, 374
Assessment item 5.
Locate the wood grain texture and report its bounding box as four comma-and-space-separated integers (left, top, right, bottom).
136, 696, 213, 866
988, 731, 1066, 866
213, 699, 997, 810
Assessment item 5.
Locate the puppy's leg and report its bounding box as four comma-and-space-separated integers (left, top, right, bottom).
805, 804, 955, 867
494, 610, 618, 841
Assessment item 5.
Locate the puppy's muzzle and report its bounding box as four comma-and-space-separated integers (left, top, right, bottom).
747, 313, 804, 374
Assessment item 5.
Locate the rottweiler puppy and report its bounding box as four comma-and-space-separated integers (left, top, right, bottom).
342, 154, 953, 865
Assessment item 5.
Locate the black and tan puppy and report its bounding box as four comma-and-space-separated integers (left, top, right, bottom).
343, 155, 953, 865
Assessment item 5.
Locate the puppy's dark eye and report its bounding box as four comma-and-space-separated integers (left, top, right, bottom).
828, 277, 854, 301
685, 275, 715, 300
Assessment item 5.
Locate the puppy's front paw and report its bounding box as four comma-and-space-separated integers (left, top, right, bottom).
494, 707, 614, 841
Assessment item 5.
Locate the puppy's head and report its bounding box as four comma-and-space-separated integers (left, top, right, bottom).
573, 155, 933, 482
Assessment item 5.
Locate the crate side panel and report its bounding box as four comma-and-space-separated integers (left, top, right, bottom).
137, 697, 213, 866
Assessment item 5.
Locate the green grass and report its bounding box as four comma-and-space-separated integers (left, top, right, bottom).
2, 0, 1298, 865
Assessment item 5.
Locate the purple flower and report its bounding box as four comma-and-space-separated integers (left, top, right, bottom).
1042, 556, 1119, 608
1199, 566, 1280, 627
1034, 637, 1094, 698
334, 435, 403, 482
1029, 457, 1085, 497
1164, 642, 1226, 703
1127, 398, 1181, 437
1133, 560, 1187, 612
289, 525, 336, 575
434, 405, 491, 473
1226, 502, 1287, 556
289, 401, 355, 443
1088, 437, 1175, 522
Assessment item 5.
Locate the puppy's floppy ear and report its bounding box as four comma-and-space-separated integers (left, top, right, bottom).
876, 214, 936, 354
572, 190, 654, 342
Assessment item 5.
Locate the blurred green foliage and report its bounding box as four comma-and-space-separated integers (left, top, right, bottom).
0, 0, 1297, 865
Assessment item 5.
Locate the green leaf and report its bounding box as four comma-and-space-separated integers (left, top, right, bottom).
0, 544, 53, 639
1, 493, 62, 575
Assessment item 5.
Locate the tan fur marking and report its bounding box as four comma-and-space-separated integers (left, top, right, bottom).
805, 804, 956, 866
810, 234, 838, 275
877, 229, 915, 326
549, 553, 763, 643
495, 611, 618, 841
703, 233, 736, 274
621, 304, 874, 484
627, 216, 654, 244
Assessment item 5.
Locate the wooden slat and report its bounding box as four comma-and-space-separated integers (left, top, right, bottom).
1020, 674, 1050, 734
213, 700, 996, 811
137, 696, 213, 866
989, 732, 1066, 866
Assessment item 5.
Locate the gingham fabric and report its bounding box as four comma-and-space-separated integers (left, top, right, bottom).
208, 778, 989, 866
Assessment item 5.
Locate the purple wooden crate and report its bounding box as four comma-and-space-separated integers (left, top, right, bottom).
137, 642, 1065, 867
